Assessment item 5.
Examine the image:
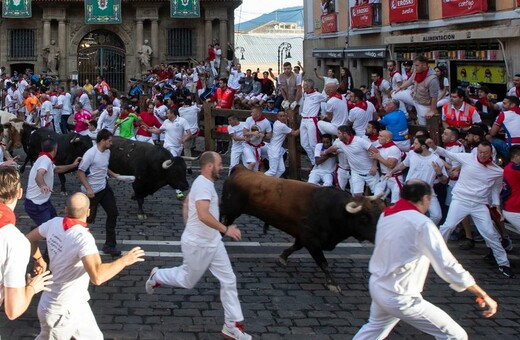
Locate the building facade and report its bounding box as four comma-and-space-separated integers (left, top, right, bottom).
0, 0, 241, 92
304, 0, 520, 97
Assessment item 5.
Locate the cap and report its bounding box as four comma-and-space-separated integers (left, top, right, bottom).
267, 98, 275, 103
403, 60, 413, 66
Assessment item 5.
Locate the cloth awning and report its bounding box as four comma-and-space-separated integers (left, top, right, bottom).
345, 45, 387, 58
312, 48, 345, 59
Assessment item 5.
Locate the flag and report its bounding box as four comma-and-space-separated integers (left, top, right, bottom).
170, 0, 200, 18
85, 0, 121, 24
3, 0, 31, 18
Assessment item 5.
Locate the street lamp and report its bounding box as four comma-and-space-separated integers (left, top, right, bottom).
235, 46, 245, 61
277, 42, 292, 75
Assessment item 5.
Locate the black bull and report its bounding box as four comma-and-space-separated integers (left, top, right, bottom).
220, 165, 381, 292
108, 137, 190, 219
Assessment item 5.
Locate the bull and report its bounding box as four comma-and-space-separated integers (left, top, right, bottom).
1, 110, 28, 151
220, 165, 380, 292
107, 137, 192, 220
20, 128, 93, 193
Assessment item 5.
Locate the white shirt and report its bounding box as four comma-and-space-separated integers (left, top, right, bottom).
244, 116, 272, 146
322, 76, 339, 94
445, 142, 465, 186
377, 144, 401, 174
37, 217, 98, 313
228, 122, 247, 149
26, 155, 54, 204
61, 93, 72, 115
371, 79, 391, 98
389, 72, 403, 90
269, 120, 292, 153
40, 100, 52, 115
178, 104, 200, 133
369, 205, 475, 296
98, 107, 120, 131
325, 96, 348, 127
348, 105, 372, 138
154, 105, 168, 123
404, 151, 446, 188
79, 93, 92, 112
334, 136, 373, 174
0, 224, 30, 306
112, 97, 121, 108
434, 147, 503, 205
161, 116, 190, 149
182, 175, 221, 247
300, 91, 326, 118
228, 69, 245, 90
313, 143, 336, 173
78, 146, 110, 194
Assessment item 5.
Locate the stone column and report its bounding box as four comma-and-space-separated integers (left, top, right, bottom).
150, 19, 158, 66
43, 19, 51, 49
219, 19, 228, 75
205, 19, 212, 54
58, 19, 66, 78
136, 20, 144, 73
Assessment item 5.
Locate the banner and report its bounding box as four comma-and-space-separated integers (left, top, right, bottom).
321, 13, 337, 33
456, 64, 507, 85
170, 0, 200, 18
85, 0, 121, 24
351, 4, 373, 28
389, 0, 418, 23
2, 0, 31, 18
442, 0, 487, 19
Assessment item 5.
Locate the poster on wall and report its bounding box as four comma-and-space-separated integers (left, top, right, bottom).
85, 0, 121, 24
456, 64, 507, 85
3, 0, 31, 18
321, 12, 338, 33
389, 0, 418, 23
351, 4, 373, 28
442, 0, 487, 19
170, 0, 200, 18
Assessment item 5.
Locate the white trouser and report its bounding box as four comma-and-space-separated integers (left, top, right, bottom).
245, 143, 268, 171
317, 120, 338, 136
165, 144, 183, 157
375, 174, 403, 204
414, 103, 431, 126
428, 195, 442, 225
265, 147, 285, 177
53, 111, 62, 134
394, 140, 410, 153
350, 171, 379, 195
440, 199, 509, 267
229, 145, 256, 174
308, 169, 333, 187
36, 300, 103, 340
300, 118, 318, 166
353, 282, 467, 340
154, 240, 244, 323
391, 89, 414, 107
337, 167, 351, 191
437, 97, 449, 108
503, 211, 520, 232
135, 135, 155, 144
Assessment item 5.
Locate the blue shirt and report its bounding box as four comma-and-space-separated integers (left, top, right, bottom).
380, 110, 409, 142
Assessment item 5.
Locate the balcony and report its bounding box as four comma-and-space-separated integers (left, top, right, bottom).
350, 3, 381, 29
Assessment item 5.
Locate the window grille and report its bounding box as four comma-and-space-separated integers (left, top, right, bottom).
10, 29, 36, 60
167, 28, 193, 58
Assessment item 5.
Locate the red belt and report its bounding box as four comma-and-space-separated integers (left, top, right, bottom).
247, 142, 265, 168
302, 116, 320, 142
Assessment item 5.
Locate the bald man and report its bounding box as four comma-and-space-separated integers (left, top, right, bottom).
26, 193, 145, 340
318, 82, 348, 136
370, 130, 403, 204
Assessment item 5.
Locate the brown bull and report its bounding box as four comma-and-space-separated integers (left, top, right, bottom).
220, 165, 381, 292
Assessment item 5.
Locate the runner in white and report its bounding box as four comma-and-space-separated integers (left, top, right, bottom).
265, 111, 299, 178
308, 135, 336, 186
227, 114, 255, 172
370, 130, 403, 204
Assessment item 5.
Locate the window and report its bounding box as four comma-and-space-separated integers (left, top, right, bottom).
167, 28, 193, 58
9, 29, 36, 60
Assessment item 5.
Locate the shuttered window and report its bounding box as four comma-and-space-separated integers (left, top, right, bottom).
9, 29, 36, 60
167, 28, 193, 58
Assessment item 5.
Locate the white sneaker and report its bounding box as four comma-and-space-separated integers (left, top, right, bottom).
145, 267, 160, 295
221, 322, 252, 340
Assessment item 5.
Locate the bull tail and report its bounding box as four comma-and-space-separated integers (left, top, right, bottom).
263, 222, 270, 235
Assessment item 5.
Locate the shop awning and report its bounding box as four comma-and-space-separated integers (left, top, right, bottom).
312, 48, 345, 59
345, 45, 387, 58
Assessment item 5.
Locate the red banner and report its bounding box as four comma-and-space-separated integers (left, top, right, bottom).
518, 0, 520, 7
389, 0, 418, 23
442, 0, 488, 18
351, 4, 373, 28
321, 12, 337, 33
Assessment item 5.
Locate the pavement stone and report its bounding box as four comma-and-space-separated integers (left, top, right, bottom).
1, 145, 520, 339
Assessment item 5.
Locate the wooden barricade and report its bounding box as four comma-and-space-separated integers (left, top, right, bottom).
202, 103, 301, 179
409, 115, 442, 145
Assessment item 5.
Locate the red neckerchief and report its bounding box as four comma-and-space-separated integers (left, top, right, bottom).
373, 78, 382, 87
477, 156, 492, 167
414, 70, 428, 83
307, 89, 316, 94
406, 71, 413, 79
384, 199, 420, 217
368, 134, 379, 142
444, 141, 462, 147
510, 106, 520, 115
330, 92, 343, 100
478, 97, 490, 107
342, 134, 355, 145
155, 102, 162, 108
62, 217, 88, 231
254, 115, 266, 124
38, 152, 55, 163
0, 203, 16, 228
390, 70, 400, 78
516, 87, 520, 98
354, 100, 367, 111
378, 140, 396, 148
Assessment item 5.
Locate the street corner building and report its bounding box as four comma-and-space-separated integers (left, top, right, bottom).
0, 0, 241, 93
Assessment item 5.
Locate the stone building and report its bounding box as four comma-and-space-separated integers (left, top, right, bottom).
0, 0, 241, 92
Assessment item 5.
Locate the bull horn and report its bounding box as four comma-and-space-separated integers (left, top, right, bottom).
162, 160, 173, 169
181, 156, 199, 161
345, 201, 363, 214
70, 137, 80, 143
364, 193, 384, 201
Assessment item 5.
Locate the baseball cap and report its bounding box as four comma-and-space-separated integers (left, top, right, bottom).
403, 61, 413, 66
267, 98, 275, 103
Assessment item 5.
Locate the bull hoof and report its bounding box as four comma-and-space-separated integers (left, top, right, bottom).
278, 256, 288, 267
137, 214, 147, 220
60, 191, 68, 196
327, 284, 342, 293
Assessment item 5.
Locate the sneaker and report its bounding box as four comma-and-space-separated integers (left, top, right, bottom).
498, 266, 515, 278
102, 245, 121, 256
221, 322, 252, 340
176, 192, 185, 200
145, 267, 160, 294
502, 237, 513, 252
473, 233, 485, 243
459, 238, 475, 250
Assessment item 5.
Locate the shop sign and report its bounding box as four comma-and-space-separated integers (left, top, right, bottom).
389, 0, 418, 23
313, 50, 344, 59
321, 12, 338, 33
442, 0, 488, 19
351, 4, 373, 28
456, 64, 507, 85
